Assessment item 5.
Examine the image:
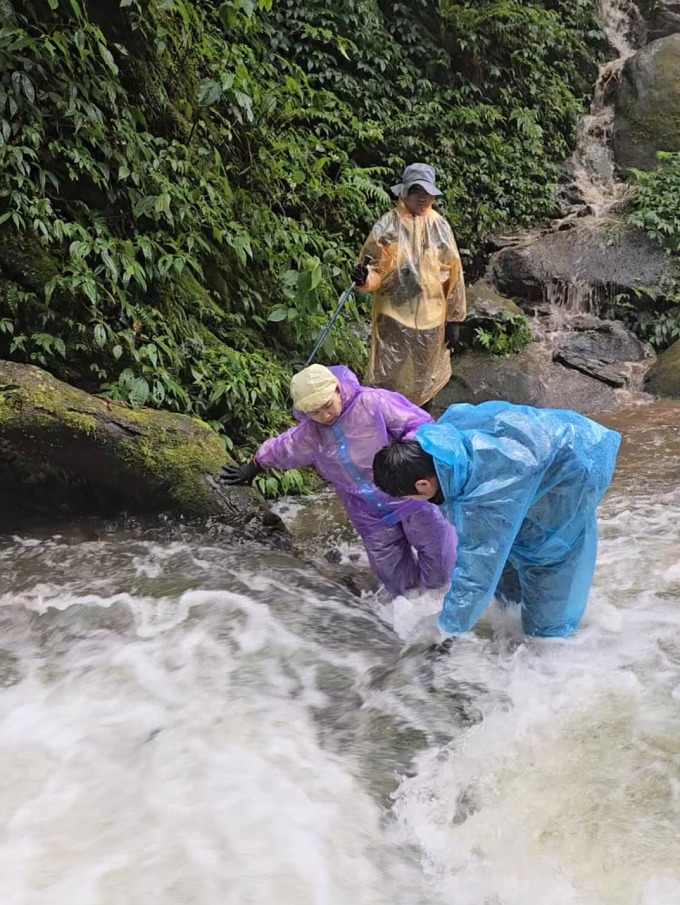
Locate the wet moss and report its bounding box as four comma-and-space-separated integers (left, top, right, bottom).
0, 228, 60, 292
0, 361, 234, 519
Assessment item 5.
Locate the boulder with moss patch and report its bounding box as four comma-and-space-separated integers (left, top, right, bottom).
0, 360, 285, 537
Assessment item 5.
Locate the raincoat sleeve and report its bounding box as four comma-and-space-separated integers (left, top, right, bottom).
254, 423, 316, 471
439, 222, 466, 323
373, 389, 432, 441
356, 215, 397, 294
418, 423, 542, 634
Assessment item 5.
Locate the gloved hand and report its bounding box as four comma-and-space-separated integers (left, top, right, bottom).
445, 321, 460, 350
350, 260, 369, 287
219, 459, 262, 486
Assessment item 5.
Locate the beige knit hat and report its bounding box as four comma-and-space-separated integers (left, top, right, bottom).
290, 365, 339, 412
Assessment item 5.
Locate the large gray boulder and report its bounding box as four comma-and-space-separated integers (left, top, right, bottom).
434, 344, 623, 416
488, 216, 677, 306
612, 35, 680, 171
555, 320, 652, 363
644, 339, 680, 396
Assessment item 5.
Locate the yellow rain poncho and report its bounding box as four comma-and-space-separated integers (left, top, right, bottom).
358, 199, 466, 407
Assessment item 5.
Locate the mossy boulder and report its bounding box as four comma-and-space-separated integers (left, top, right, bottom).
464, 281, 523, 328
613, 35, 680, 171
0, 360, 285, 536
644, 339, 680, 396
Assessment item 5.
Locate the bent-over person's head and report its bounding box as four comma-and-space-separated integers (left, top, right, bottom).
290, 365, 342, 425
373, 440, 441, 500
391, 163, 442, 217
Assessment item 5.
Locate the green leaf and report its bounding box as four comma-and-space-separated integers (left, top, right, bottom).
98, 43, 118, 75
145, 343, 158, 366
19, 74, 35, 104
198, 80, 222, 106
218, 3, 240, 30
101, 250, 118, 280
113, 344, 123, 360
128, 377, 150, 407
94, 323, 107, 347
81, 279, 98, 305
309, 265, 322, 291
267, 306, 288, 323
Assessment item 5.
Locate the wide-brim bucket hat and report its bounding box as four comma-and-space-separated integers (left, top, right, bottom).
391, 162, 442, 197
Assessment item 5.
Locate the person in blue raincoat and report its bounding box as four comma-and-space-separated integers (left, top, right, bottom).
372, 401, 621, 637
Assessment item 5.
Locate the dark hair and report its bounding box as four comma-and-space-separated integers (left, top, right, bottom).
372, 440, 436, 497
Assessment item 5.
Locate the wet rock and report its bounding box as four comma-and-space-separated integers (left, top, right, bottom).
613, 35, 680, 171
271, 491, 378, 596
436, 345, 622, 415
569, 313, 611, 331
556, 321, 653, 363
644, 339, 680, 396
553, 351, 627, 388
488, 216, 677, 306
638, 0, 680, 49
465, 281, 524, 323
0, 360, 285, 540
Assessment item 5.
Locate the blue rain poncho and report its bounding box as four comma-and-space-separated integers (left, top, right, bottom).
416, 401, 621, 637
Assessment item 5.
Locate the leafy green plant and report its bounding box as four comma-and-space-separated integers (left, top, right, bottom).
474, 311, 533, 356
629, 153, 680, 255
0, 0, 605, 488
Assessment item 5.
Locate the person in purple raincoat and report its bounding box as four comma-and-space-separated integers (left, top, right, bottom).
219, 364, 457, 598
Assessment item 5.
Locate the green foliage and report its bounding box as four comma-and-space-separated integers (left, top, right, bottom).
0, 0, 374, 457
631, 306, 680, 349
607, 286, 680, 351
473, 310, 532, 356
0, 0, 603, 477
266, 0, 603, 253
628, 152, 680, 255
623, 153, 680, 350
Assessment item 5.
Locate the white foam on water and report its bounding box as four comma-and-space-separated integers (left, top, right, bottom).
3, 404, 680, 904
390, 485, 680, 905
0, 575, 419, 905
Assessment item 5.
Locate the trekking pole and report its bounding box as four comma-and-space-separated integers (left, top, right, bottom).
304, 255, 372, 368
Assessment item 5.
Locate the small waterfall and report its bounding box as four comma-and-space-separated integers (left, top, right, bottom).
541, 279, 610, 315
570, 0, 646, 216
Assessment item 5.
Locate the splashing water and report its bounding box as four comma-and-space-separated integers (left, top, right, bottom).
571, 0, 645, 216
1, 402, 680, 904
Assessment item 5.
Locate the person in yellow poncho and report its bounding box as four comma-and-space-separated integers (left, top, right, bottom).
351, 163, 466, 411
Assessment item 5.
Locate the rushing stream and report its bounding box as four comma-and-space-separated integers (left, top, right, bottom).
1, 400, 680, 905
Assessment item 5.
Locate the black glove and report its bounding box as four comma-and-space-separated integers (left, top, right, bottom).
219, 459, 262, 486
445, 321, 460, 350
350, 261, 369, 287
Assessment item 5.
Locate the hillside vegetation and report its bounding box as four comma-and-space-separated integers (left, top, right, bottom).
0, 0, 602, 472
